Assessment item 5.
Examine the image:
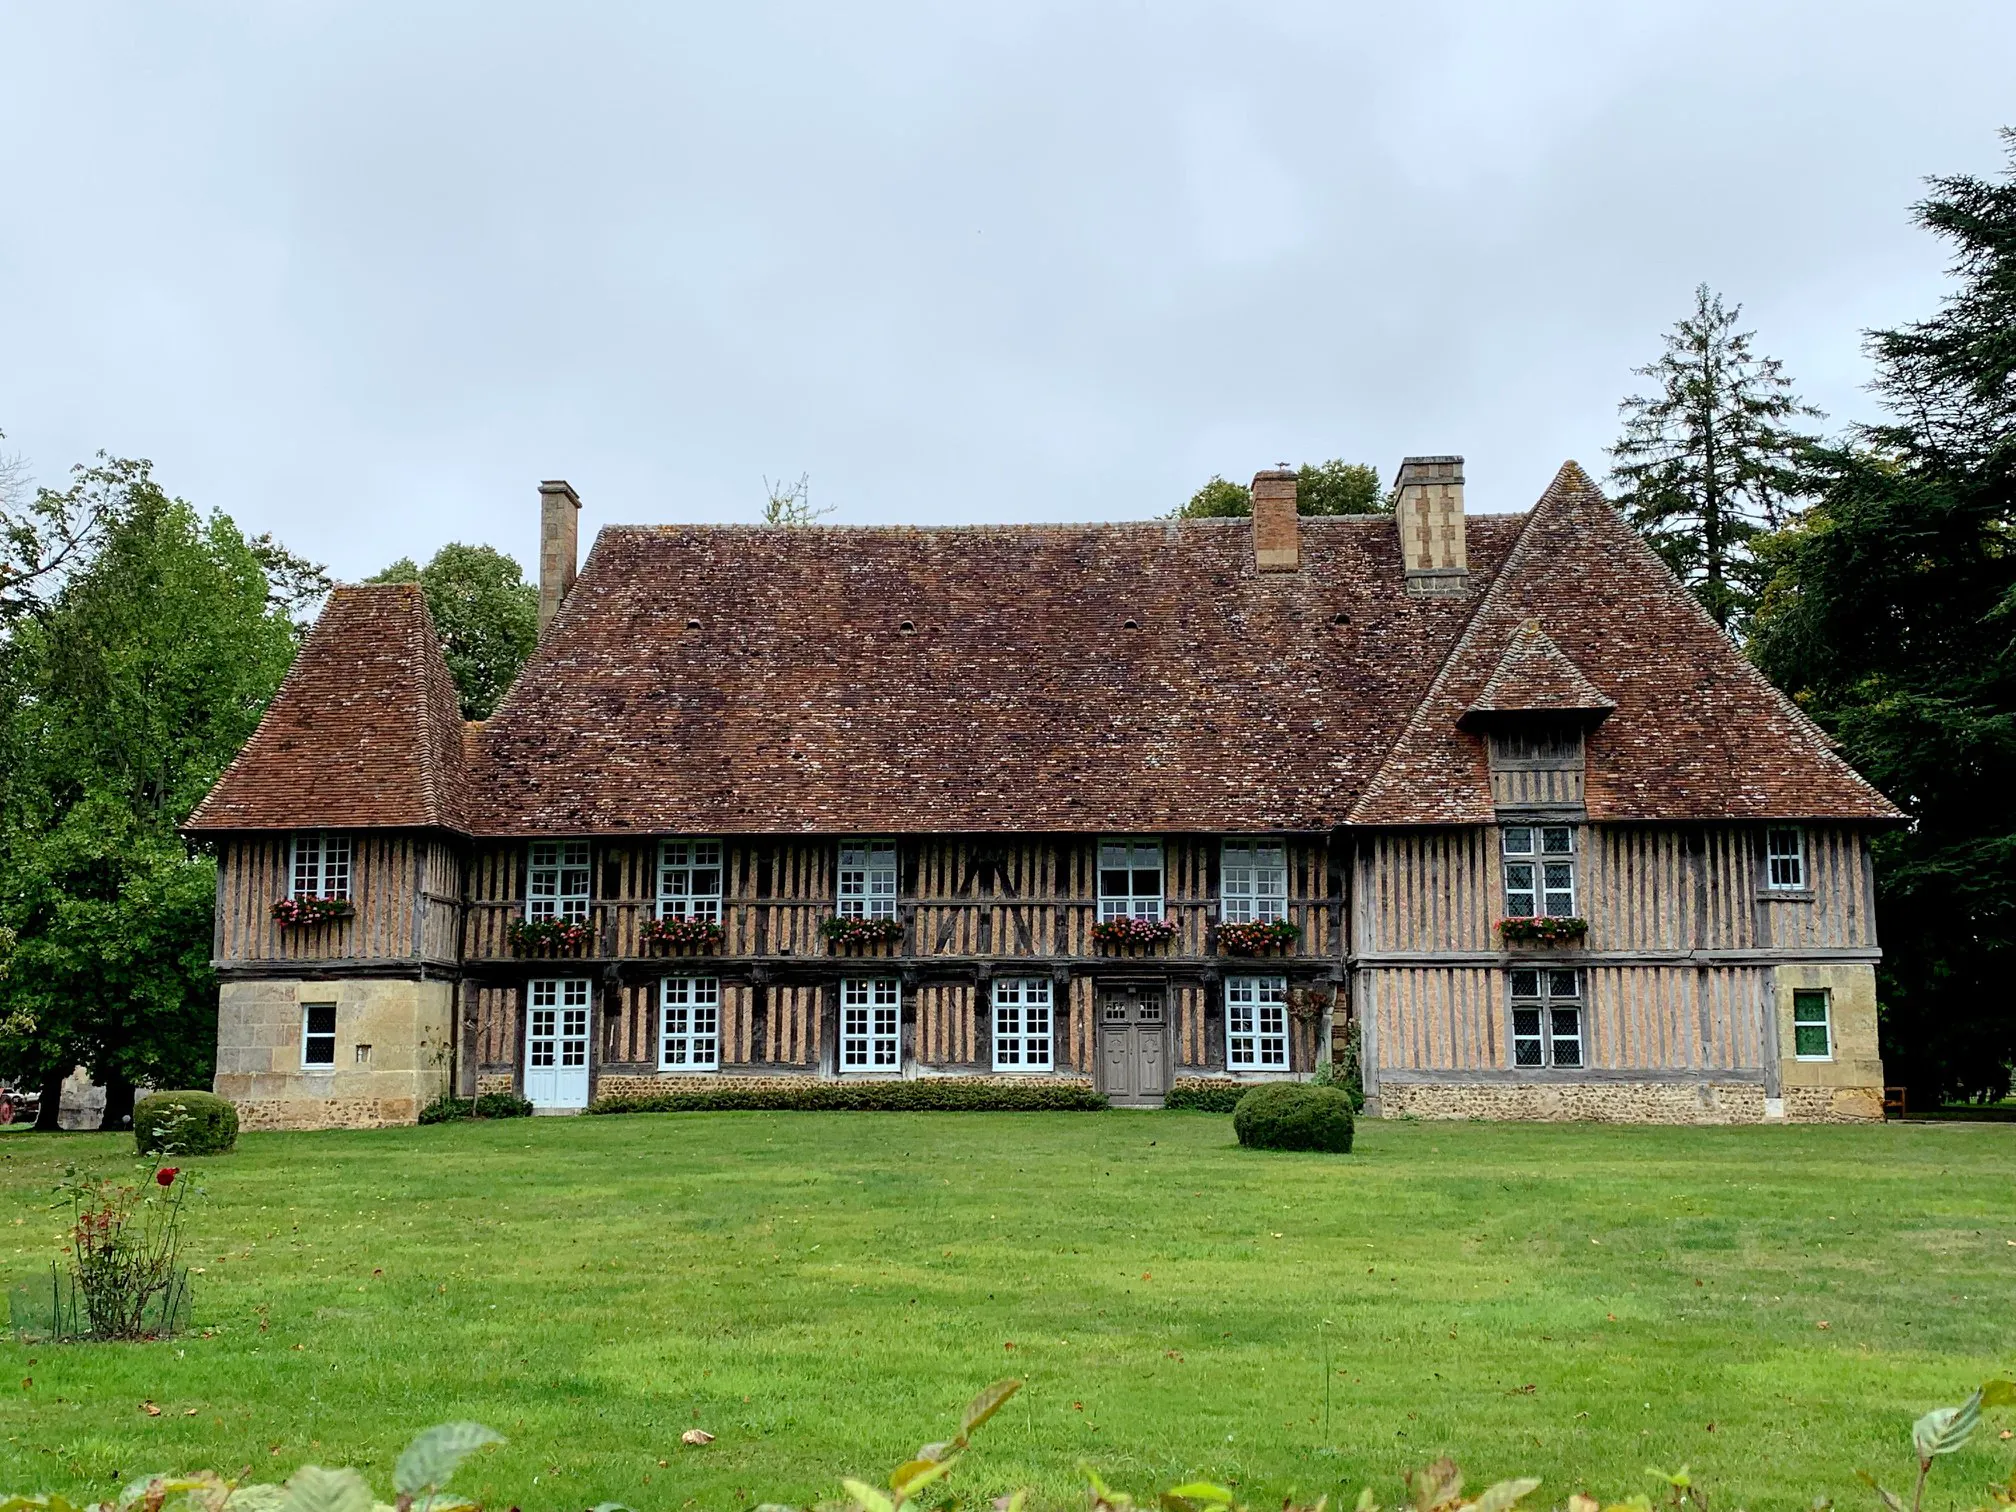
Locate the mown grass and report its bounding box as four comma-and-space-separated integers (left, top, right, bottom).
2, 1114, 2013, 1511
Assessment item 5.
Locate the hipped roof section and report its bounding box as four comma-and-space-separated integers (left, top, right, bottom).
1349, 463, 1901, 826
184, 584, 469, 833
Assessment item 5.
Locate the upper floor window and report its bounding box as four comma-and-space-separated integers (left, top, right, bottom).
1221, 840, 1288, 924
838, 841, 898, 919
1765, 828, 1807, 891
659, 840, 724, 921
992, 978, 1054, 1072
1511, 968, 1582, 1067
528, 840, 591, 922
839, 978, 901, 1070
660, 976, 720, 1070
1792, 988, 1832, 1060
1098, 839, 1164, 921
1226, 976, 1289, 1069
1503, 825, 1575, 917
290, 832, 352, 900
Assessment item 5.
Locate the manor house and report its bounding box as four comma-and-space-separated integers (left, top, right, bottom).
185, 458, 1896, 1127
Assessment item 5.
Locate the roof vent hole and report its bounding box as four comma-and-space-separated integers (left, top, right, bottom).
1123, 618, 1140, 630
1331, 612, 1350, 626
685, 617, 702, 630
899, 619, 915, 634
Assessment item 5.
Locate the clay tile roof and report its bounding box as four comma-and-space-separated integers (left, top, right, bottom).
463, 516, 1527, 836
1461, 619, 1615, 725
184, 584, 469, 833
1350, 462, 1903, 826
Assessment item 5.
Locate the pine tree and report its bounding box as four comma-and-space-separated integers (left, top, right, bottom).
1609, 286, 1821, 634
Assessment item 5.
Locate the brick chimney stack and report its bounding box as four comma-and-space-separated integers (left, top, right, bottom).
1251, 468, 1299, 572
1395, 455, 1468, 596
538, 479, 581, 636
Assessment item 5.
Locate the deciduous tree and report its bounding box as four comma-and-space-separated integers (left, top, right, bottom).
369, 544, 537, 720
1171, 461, 1386, 519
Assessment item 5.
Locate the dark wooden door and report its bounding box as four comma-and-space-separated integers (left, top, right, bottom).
1098, 987, 1168, 1107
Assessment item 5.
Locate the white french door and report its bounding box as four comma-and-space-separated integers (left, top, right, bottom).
525, 978, 592, 1109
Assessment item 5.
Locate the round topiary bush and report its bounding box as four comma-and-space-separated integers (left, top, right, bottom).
134, 1090, 239, 1155
1232, 1082, 1355, 1153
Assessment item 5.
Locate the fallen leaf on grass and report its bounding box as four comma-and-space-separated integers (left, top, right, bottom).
184, 1408, 198, 1416
142, 1401, 162, 1416
1816, 1320, 1831, 1330
681, 1429, 713, 1446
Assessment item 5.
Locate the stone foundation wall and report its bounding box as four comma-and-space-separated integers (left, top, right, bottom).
1784, 1085, 1885, 1123
214, 977, 452, 1130
1378, 1080, 1771, 1124
593, 1071, 1095, 1099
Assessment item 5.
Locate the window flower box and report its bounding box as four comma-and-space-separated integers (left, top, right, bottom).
1497, 915, 1588, 947
507, 918, 594, 958
820, 916, 904, 949
641, 917, 724, 955
1218, 920, 1301, 956
270, 896, 353, 928
1090, 917, 1179, 950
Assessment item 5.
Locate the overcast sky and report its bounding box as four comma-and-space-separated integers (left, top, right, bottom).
2, 2, 2011, 583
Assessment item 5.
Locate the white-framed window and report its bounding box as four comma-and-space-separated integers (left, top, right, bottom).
660, 977, 720, 1069
1098, 839, 1164, 921
1503, 825, 1575, 917
991, 978, 1054, 1071
290, 832, 352, 900
837, 841, 898, 919
1510, 968, 1582, 1068
528, 978, 591, 1070
658, 839, 724, 921
1792, 988, 1833, 1060
301, 1002, 337, 1068
1221, 839, 1288, 924
1226, 976, 1289, 1069
1766, 828, 1807, 891
840, 978, 901, 1070
528, 840, 591, 921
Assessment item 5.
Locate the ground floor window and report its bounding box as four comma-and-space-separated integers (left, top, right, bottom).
301, 1002, 336, 1067
1226, 976, 1288, 1069
529, 979, 592, 1071
660, 977, 720, 1069
840, 978, 901, 1070
1792, 988, 1832, 1060
992, 978, 1053, 1071
1511, 968, 1582, 1067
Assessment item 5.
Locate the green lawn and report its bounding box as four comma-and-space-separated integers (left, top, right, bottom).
2, 1114, 2013, 1511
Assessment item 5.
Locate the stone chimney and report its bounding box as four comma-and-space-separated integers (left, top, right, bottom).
1251, 468, 1299, 572
538, 479, 581, 636
1395, 455, 1468, 596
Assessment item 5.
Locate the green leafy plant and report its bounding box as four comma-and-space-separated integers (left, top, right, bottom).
811, 1379, 1023, 1512
1165, 1078, 1248, 1112
1090, 917, 1179, 948
1862, 1379, 2016, 1512
418, 1091, 534, 1124
1232, 1082, 1355, 1152
641, 916, 725, 953
133, 1091, 238, 1155
1218, 920, 1301, 955
269, 897, 353, 928
591, 1081, 1107, 1114
43, 1164, 197, 1339
506, 918, 593, 957
1311, 1021, 1367, 1112
1496, 916, 1588, 946
820, 916, 904, 947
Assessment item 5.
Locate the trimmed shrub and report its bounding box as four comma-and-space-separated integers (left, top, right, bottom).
1165, 1079, 1247, 1112
419, 1091, 535, 1124
133, 1091, 238, 1156
1232, 1082, 1354, 1152
590, 1080, 1108, 1114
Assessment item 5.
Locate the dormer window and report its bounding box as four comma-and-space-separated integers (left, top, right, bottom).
528, 840, 591, 922
1765, 828, 1807, 891
290, 832, 351, 900
838, 841, 898, 919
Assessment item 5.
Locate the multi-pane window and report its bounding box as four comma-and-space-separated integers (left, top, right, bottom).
1766, 828, 1807, 891
290, 832, 352, 900
1098, 840, 1164, 921
1510, 968, 1582, 1068
300, 1003, 337, 1067
529, 979, 591, 1068
840, 978, 901, 1070
1221, 840, 1288, 924
1503, 825, 1576, 917
992, 978, 1054, 1071
659, 840, 724, 920
528, 840, 592, 921
837, 841, 898, 919
1226, 976, 1289, 1069
660, 977, 720, 1069
1792, 989, 1832, 1060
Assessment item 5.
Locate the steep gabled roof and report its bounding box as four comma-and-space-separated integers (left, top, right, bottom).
184, 584, 469, 833
464, 515, 1527, 835
1350, 463, 1902, 826
1461, 618, 1615, 726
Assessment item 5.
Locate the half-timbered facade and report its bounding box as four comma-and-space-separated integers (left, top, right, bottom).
186, 459, 1898, 1128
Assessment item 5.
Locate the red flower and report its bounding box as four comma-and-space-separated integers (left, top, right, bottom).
155, 1167, 178, 1187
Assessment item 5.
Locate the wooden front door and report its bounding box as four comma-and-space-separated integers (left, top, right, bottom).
525, 978, 592, 1110
1098, 987, 1169, 1107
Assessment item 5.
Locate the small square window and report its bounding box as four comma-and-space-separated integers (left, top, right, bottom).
1792, 989, 1832, 1060
1766, 828, 1807, 891
301, 1003, 337, 1067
